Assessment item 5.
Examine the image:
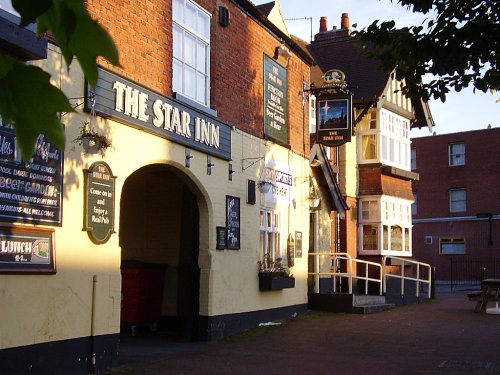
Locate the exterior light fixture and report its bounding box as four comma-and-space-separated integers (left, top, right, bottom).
273, 43, 292, 60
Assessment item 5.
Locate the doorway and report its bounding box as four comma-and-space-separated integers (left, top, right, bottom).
119, 164, 200, 341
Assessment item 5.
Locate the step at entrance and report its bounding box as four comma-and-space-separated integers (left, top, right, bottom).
308, 293, 395, 314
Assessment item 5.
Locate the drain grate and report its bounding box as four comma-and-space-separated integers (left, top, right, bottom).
439, 360, 492, 369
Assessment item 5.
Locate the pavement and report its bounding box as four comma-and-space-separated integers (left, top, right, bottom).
103, 288, 500, 375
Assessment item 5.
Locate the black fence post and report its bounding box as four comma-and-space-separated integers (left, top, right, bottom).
430, 266, 436, 299
450, 257, 453, 291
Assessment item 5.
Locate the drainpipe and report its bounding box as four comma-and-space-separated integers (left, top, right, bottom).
90, 275, 98, 374
314, 210, 320, 293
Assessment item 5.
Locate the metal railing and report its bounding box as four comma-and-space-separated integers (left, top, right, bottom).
308, 252, 383, 295
382, 256, 432, 299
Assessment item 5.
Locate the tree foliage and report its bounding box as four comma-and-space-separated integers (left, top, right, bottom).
0, 0, 119, 162
353, 0, 499, 103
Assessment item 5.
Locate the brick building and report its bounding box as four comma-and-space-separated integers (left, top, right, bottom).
0, 1, 330, 374
305, 13, 433, 282
411, 127, 500, 281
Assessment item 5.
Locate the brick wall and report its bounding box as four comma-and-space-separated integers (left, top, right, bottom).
411, 128, 500, 279
87, 0, 310, 157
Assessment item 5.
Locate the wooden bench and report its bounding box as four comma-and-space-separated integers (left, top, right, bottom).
469, 279, 500, 313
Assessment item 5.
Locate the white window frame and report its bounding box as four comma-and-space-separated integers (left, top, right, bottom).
449, 142, 465, 166
358, 196, 413, 256
358, 108, 411, 171
172, 0, 211, 106
309, 95, 317, 134
259, 208, 282, 263
449, 188, 466, 213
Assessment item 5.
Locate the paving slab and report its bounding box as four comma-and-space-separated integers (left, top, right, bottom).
103, 290, 500, 375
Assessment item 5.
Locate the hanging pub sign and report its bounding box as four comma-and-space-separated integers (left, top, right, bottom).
315, 68, 352, 147
0, 226, 55, 274
0, 122, 63, 225
83, 162, 116, 244
263, 54, 288, 145
316, 94, 352, 147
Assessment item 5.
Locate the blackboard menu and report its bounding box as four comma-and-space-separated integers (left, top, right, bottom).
84, 162, 115, 244
226, 196, 240, 250
0, 123, 63, 225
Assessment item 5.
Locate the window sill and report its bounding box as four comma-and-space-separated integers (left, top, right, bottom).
174, 92, 217, 118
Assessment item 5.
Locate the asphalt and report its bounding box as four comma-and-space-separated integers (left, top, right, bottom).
103, 288, 500, 375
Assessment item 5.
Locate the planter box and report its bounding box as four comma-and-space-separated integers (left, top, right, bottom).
259, 274, 295, 291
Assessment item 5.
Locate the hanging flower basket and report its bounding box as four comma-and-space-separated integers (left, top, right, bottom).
73, 121, 111, 156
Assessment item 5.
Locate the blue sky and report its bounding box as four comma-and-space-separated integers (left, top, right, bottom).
253, 0, 499, 137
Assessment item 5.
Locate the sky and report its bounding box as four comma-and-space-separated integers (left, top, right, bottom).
253, 0, 499, 137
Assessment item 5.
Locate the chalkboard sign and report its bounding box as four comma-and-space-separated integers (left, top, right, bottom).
225, 196, 240, 250
216, 226, 226, 250
84, 162, 116, 244
0, 123, 63, 225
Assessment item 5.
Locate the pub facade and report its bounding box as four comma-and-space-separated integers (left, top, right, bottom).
0, 1, 320, 374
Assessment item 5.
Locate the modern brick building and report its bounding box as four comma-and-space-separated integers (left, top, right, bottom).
411, 127, 500, 281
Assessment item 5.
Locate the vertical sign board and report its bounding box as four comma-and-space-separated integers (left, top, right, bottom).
0, 122, 63, 225
84, 162, 116, 244
316, 94, 352, 147
226, 196, 240, 250
263, 55, 288, 145
0, 227, 55, 274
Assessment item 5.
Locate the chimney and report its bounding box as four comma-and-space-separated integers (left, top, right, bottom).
319, 16, 328, 33
341, 13, 349, 30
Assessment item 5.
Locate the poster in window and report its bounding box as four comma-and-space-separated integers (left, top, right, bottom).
226, 196, 240, 250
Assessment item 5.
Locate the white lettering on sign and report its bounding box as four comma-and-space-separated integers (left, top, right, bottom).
114, 81, 220, 148
1, 240, 32, 254
113, 81, 149, 122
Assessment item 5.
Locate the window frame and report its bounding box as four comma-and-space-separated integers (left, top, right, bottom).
439, 238, 465, 255
449, 188, 466, 213
172, 0, 211, 107
358, 196, 413, 256
259, 207, 282, 264
357, 108, 411, 171
448, 142, 465, 166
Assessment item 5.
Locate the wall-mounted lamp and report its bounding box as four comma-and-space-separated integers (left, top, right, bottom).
185, 148, 193, 168
308, 179, 321, 209
228, 163, 234, 181
273, 43, 292, 60
207, 155, 214, 175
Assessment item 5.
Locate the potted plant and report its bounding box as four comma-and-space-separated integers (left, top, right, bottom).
258, 256, 295, 291
73, 121, 111, 156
